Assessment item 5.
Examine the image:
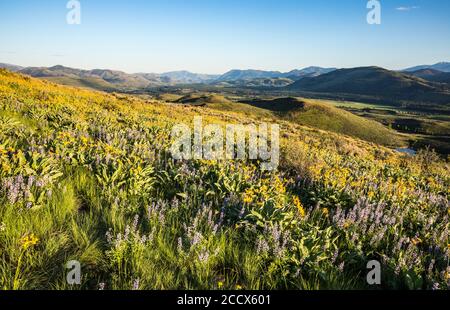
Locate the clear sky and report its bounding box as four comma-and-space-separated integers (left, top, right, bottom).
0, 0, 449, 74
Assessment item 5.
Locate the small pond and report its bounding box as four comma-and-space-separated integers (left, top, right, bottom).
395, 148, 417, 156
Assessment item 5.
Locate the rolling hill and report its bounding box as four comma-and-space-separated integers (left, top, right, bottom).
174, 93, 233, 106
235, 97, 401, 146
287, 66, 450, 109
162, 92, 401, 146
406, 69, 450, 84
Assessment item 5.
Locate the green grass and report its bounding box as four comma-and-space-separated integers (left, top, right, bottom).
174, 93, 233, 106
284, 99, 402, 146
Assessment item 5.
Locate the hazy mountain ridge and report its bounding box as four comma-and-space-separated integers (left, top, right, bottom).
403, 62, 450, 73
0, 63, 337, 89
158, 71, 220, 83
1, 64, 219, 88
212, 77, 294, 87
215, 66, 336, 82
0, 63, 23, 72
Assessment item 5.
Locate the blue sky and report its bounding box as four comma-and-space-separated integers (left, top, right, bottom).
0, 0, 449, 74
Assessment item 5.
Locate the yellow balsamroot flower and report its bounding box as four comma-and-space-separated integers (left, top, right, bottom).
20, 233, 39, 250
274, 176, 286, 194
293, 196, 306, 218
350, 181, 360, 188
80, 136, 90, 146
243, 188, 256, 204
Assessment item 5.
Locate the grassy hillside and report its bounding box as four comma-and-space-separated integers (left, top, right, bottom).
40, 76, 117, 92
174, 93, 233, 106
0, 69, 449, 290
232, 97, 401, 146
285, 99, 401, 146
407, 69, 450, 84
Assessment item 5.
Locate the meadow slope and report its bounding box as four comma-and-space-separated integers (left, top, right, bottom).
0, 69, 449, 290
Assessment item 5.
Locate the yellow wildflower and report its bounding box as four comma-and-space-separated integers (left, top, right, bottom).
20, 233, 39, 250
293, 196, 306, 218
411, 237, 422, 246
274, 177, 286, 194
243, 188, 255, 204
218, 281, 224, 289
235, 284, 242, 290
322, 208, 329, 217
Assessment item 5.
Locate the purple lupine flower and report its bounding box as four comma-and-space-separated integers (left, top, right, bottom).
124, 225, 131, 241
431, 282, 440, 290
256, 238, 269, 255
177, 237, 184, 253
132, 215, 139, 232
133, 278, 140, 290
198, 249, 210, 263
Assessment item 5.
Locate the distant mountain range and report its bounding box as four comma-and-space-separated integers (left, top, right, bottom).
0, 64, 219, 88
0, 63, 23, 72
213, 77, 295, 88
0, 63, 335, 89
1, 62, 449, 111
402, 62, 450, 73
214, 67, 336, 83
158, 71, 219, 83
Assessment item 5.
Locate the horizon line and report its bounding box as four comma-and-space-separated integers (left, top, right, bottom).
1, 61, 449, 76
